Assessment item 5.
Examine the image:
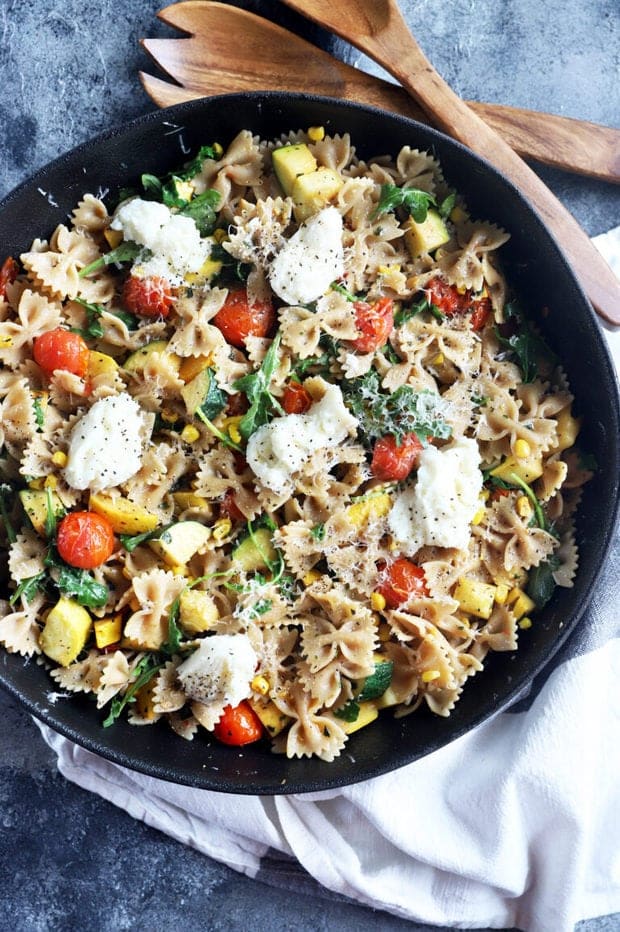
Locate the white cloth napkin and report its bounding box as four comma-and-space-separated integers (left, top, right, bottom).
37, 229, 620, 932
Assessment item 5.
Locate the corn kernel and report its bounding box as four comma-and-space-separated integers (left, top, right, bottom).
251, 674, 270, 696
213, 228, 228, 243
307, 125, 325, 142
44, 475, 57, 490
0, 335, 13, 347
29, 477, 45, 490
212, 142, 224, 158
161, 408, 179, 424
378, 623, 391, 642
212, 518, 232, 541
421, 669, 441, 683
471, 506, 485, 526
516, 495, 533, 520
303, 569, 322, 586
370, 591, 386, 612
181, 424, 200, 443
456, 284, 468, 295
432, 353, 445, 366
170, 564, 189, 577
450, 205, 468, 223
228, 423, 242, 445
514, 438, 531, 459
480, 489, 490, 502
51, 451, 68, 467
494, 583, 510, 605
519, 617, 533, 630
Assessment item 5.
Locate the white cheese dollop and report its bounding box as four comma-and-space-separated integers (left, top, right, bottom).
111, 197, 211, 284
63, 392, 144, 492
176, 634, 257, 707
388, 437, 483, 554
246, 381, 358, 493
268, 206, 344, 305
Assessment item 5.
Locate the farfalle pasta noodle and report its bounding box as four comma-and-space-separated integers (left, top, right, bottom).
0, 125, 592, 761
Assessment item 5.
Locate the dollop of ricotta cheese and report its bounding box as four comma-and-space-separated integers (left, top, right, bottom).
246, 381, 358, 493
388, 437, 483, 554
111, 197, 211, 284
176, 634, 257, 707
268, 206, 344, 305
63, 392, 144, 492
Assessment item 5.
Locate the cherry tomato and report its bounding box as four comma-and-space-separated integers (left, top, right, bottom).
282, 380, 313, 415
56, 511, 115, 569
377, 558, 429, 609
213, 701, 264, 746
424, 277, 491, 330
220, 488, 246, 523
0, 256, 19, 299
122, 274, 175, 319
33, 329, 90, 378
351, 297, 394, 353
371, 432, 424, 481
212, 288, 276, 349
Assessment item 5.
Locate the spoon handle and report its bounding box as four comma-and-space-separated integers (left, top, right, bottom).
280, 0, 620, 327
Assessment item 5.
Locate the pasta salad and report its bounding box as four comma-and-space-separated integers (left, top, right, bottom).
0, 126, 592, 761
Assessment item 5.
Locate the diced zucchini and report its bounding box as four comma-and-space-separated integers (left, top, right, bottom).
453, 578, 496, 620
184, 256, 223, 286
19, 489, 63, 536
231, 527, 277, 573
291, 167, 343, 221
178, 589, 220, 634
347, 493, 392, 527
550, 406, 580, 454
172, 491, 212, 514
148, 520, 211, 566
178, 354, 213, 384
404, 208, 450, 258
341, 700, 379, 735
490, 454, 544, 484
247, 697, 291, 737
180, 368, 213, 416
123, 340, 180, 375
93, 613, 123, 649
39, 596, 92, 666
272, 143, 317, 196
89, 492, 160, 535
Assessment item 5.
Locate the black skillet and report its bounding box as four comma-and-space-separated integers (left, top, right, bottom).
0, 93, 618, 794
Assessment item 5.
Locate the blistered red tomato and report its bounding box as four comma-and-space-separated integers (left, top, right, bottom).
122, 274, 175, 318
220, 489, 245, 523
371, 432, 424, 481
377, 558, 429, 609
212, 288, 275, 348
0, 256, 19, 298
56, 511, 115, 569
351, 297, 394, 353
33, 329, 90, 378
282, 381, 313, 415
424, 277, 490, 330
213, 701, 264, 746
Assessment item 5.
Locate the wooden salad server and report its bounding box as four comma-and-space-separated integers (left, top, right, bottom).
141, 2, 620, 186
275, 0, 620, 327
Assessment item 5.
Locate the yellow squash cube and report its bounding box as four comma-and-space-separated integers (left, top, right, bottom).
93, 614, 123, 649
89, 493, 160, 535
149, 521, 211, 566
178, 589, 220, 634
39, 597, 92, 666
453, 578, 497, 620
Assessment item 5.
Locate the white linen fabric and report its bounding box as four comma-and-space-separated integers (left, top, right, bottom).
37, 229, 620, 932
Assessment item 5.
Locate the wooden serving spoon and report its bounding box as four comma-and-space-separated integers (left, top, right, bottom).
278, 0, 620, 326
141, 2, 620, 185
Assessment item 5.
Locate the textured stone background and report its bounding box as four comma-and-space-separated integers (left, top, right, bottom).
0, 1, 619, 930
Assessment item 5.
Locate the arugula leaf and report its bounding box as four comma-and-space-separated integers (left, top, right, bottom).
343, 370, 452, 446
495, 300, 554, 383
0, 483, 17, 544
381, 342, 401, 365
110, 308, 139, 330
209, 242, 252, 286
393, 297, 428, 327
527, 555, 560, 609
199, 368, 228, 421
44, 486, 63, 540
178, 190, 221, 236
331, 281, 360, 302
335, 661, 394, 722
438, 192, 457, 220
233, 331, 284, 439
504, 471, 547, 531
54, 565, 109, 608
119, 522, 174, 553
177, 144, 218, 180
160, 595, 184, 656
310, 523, 326, 542
372, 183, 436, 222
73, 297, 106, 338
79, 241, 144, 278
102, 655, 163, 727
9, 571, 47, 606
33, 396, 46, 431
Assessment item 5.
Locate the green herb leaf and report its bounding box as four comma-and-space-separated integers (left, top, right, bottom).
79, 241, 143, 278
526, 555, 560, 609
102, 655, 163, 727
73, 296, 106, 338
505, 471, 547, 531
9, 571, 47, 606
343, 370, 452, 446
356, 660, 393, 702
55, 565, 109, 608
393, 297, 428, 327
310, 523, 326, 542
331, 281, 360, 302
33, 396, 46, 431
438, 192, 457, 219
234, 331, 284, 439
176, 144, 218, 181
495, 301, 554, 383
119, 522, 174, 553
160, 596, 184, 656
334, 700, 361, 723
372, 183, 436, 222
178, 189, 221, 236
44, 486, 63, 540
199, 367, 228, 421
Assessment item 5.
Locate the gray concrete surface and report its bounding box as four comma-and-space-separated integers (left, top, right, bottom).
1, 1, 619, 929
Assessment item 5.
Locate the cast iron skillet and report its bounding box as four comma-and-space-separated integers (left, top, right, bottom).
0, 93, 618, 794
